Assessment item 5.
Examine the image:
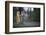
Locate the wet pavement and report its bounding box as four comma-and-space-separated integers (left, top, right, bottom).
13, 21, 40, 28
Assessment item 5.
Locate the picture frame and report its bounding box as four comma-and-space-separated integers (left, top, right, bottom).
5, 1, 45, 34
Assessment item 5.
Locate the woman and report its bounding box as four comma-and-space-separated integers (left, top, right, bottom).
16, 10, 21, 24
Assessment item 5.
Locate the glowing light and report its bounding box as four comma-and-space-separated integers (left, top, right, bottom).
31, 8, 34, 12
23, 7, 28, 12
